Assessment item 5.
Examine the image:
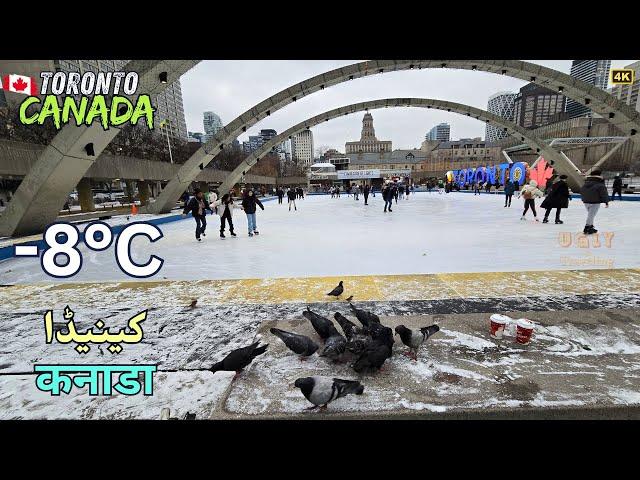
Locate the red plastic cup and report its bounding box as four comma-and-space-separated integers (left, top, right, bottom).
490, 314, 510, 339
516, 319, 535, 345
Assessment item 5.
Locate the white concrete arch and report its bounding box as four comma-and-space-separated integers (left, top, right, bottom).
214, 98, 581, 194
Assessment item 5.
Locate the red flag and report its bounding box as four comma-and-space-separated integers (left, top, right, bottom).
2, 74, 38, 95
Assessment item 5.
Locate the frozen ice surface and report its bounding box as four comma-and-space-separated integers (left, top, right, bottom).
1, 192, 638, 283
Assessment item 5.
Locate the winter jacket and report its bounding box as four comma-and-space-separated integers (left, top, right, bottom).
504, 181, 516, 195
520, 180, 544, 200
241, 194, 265, 214
613, 177, 623, 190
286, 190, 296, 201
541, 179, 570, 209
580, 176, 609, 204
212, 195, 241, 217
183, 196, 212, 217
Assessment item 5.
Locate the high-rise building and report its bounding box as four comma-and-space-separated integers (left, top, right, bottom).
202, 111, 223, 143
485, 92, 517, 142
565, 60, 611, 119
291, 130, 314, 166
426, 123, 450, 142
513, 83, 567, 129
53, 59, 189, 140
610, 61, 640, 113
345, 112, 392, 153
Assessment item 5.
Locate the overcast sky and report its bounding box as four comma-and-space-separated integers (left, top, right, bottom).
180, 60, 636, 152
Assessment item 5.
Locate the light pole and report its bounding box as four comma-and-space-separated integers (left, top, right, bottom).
160, 119, 174, 164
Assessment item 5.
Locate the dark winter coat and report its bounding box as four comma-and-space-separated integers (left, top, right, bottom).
613, 177, 623, 190
504, 180, 516, 195
286, 190, 296, 201
580, 176, 609, 204
241, 194, 264, 214
541, 180, 570, 209
183, 196, 212, 217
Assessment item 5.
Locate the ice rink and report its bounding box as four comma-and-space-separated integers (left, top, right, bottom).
1, 192, 638, 283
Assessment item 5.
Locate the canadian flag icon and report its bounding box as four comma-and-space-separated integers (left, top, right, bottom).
1, 74, 38, 95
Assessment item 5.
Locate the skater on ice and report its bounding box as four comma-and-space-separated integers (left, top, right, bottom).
541, 174, 570, 224
215, 192, 240, 238
287, 188, 297, 211
277, 187, 284, 204
383, 183, 393, 212
520, 180, 544, 221
363, 184, 370, 205
241, 189, 265, 236
580, 169, 609, 235
182, 188, 213, 242
612, 175, 623, 201
503, 178, 516, 207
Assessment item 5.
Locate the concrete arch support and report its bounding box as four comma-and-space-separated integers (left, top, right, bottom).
216, 98, 583, 193
0, 60, 200, 237
150, 60, 637, 214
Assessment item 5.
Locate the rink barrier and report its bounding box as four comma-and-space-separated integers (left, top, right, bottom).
452, 190, 640, 201
0, 196, 281, 262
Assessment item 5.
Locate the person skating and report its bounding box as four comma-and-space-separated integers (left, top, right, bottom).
393, 182, 399, 203
474, 180, 481, 195
336, 185, 341, 198
382, 183, 393, 212
182, 188, 213, 241
520, 180, 544, 221
541, 175, 570, 224
485, 182, 491, 194
277, 187, 284, 204
363, 184, 370, 205
612, 175, 623, 201
299, 187, 304, 199
503, 178, 515, 207
241, 189, 265, 236
287, 188, 297, 211
214, 193, 240, 238
354, 185, 359, 201
580, 169, 609, 235
398, 185, 405, 200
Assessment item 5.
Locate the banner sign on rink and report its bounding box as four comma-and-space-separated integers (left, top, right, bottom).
337, 169, 381, 179
451, 162, 529, 187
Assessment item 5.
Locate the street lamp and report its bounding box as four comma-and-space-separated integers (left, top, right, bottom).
159, 119, 174, 164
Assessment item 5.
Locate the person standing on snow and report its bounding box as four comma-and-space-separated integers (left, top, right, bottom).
241, 189, 265, 236
520, 180, 544, 221
383, 183, 393, 212
541, 174, 570, 224
580, 169, 609, 235
182, 188, 213, 242
363, 184, 370, 205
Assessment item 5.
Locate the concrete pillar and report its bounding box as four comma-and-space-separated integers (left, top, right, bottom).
137, 180, 150, 206
77, 177, 95, 212
125, 181, 136, 204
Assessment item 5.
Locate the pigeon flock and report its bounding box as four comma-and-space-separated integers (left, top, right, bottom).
207, 281, 441, 411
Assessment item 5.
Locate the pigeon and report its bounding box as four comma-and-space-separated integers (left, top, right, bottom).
395, 324, 440, 360
302, 307, 341, 340
209, 341, 268, 378
294, 376, 364, 410
270, 327, 319, 359
345, 295, 354, 302
352, 341, 392, 373
189, 299, 198, 309
320, 333, 347, 361
327, 281, 344, 298
334, 312, 361, 340
349, 303, 380, 328
345, 333, 372, 355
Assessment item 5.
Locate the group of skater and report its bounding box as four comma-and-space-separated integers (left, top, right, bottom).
182, 187, 264, 241
500, 170, 612, 234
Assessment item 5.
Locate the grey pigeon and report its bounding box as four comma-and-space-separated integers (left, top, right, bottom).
395, 324, 440, 360
270, 327, 319, 358
334, 312, 361, 340
327, 281, 344, 298
294, 376, 364, 409
209, 341, 268, 378
320, 333, 347, 361
349, 303, 380, 328
302, 307, 341, 340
